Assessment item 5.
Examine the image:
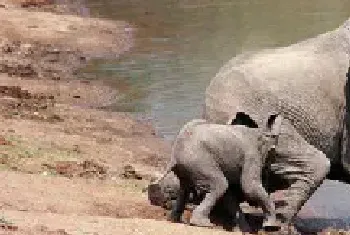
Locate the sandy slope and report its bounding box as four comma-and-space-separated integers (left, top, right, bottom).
0, 170, 165, 219
0, 2, 180, 235
2, 210, 240, 235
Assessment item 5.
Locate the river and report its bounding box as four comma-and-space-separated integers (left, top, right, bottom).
84, 0, 350, 230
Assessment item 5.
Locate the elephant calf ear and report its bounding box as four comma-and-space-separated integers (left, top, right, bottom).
266, 114, 282, 135
230, 112, 259, 128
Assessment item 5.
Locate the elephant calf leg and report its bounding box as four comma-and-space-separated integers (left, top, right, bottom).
190, 173, 229, 228
168, 182, 189, 223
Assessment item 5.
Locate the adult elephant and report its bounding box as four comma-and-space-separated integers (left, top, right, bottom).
205, 18, 350, 224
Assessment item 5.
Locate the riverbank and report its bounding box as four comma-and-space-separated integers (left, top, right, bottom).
0, 1, 176, 234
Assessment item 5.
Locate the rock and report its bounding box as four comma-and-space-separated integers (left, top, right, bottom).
0, 136, 12, 145
0, 217, 18, 231
121, 164, 143, 180
79, 160, 108, 179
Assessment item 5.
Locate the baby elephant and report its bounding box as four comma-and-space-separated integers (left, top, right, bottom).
151, 113, 282, 231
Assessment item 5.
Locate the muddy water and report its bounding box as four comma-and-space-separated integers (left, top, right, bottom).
84, 0, 350, 228
84, 0, 350, 141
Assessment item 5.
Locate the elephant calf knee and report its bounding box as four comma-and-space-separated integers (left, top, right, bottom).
241, 178, 264, 201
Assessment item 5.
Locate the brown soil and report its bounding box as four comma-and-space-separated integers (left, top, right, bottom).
1, 210, 239, 235
0, 2, 182, 235
0, 171, 167, 219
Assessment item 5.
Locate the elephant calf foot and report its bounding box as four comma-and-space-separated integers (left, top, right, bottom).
189, 214, 214, 228
262, 215, 281, 232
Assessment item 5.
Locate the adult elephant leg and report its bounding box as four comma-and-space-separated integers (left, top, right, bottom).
271, 122, 331, 223
241, 150, 280, 231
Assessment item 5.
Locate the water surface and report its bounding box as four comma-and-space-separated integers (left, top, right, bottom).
84, 0, 350, 140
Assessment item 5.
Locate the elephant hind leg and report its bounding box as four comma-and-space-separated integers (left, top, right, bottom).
190, 170, 229, 228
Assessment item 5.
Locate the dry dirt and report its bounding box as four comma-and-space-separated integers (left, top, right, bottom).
0, 1, 180, 235
1, 210, 239, 235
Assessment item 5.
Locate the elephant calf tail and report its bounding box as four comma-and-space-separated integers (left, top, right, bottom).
150, 119, 207, 186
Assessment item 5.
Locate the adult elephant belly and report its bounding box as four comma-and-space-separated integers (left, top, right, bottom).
205, 45, 348, 161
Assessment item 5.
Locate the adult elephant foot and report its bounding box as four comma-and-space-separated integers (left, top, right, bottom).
270, 121, 331, 224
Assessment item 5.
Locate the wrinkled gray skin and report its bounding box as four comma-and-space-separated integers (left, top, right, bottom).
204, 19, 350, 225
151, 114, 282, 230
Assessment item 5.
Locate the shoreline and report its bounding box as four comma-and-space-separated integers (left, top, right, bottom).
0, 0, 172, 179
0, 2, 178, 234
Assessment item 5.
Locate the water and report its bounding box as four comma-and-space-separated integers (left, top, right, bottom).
83, 0, 350, 227
83, 0, 350, 141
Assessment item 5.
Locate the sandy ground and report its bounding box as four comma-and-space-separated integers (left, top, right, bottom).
0, 1, 182, 235
2, 211, 238, 235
